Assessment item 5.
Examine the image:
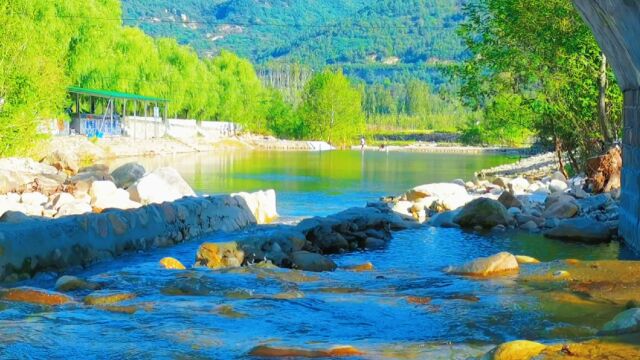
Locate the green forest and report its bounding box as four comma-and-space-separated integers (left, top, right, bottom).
0, 0, 623, 165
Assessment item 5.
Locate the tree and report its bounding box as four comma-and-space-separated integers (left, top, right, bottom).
454, 0, 623, 170
0, 0, 69, 156
299, 70, 365, 147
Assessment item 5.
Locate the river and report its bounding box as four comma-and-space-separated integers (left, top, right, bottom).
0, 151, 630, 359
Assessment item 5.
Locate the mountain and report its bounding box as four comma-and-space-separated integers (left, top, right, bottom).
121, 0, 466, 84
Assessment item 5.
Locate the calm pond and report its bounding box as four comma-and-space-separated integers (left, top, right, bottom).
0, 151, 630, 359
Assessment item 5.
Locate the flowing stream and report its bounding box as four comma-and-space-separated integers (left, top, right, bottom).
0, 151, 632, 359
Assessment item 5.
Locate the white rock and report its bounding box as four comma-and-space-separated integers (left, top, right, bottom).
391, 200, 414, 217
21, 192, 48, 206
89, 181, 118, 202
549, 179, 568, 193
232, 189, 278, 224
445, 252, 519, 276
128, 167, 195, 205
509, 177, 530, 194
55, 202, 93, 218
405, 183, 472, 211
90, 180, 140, 210
50, 192, 76, 210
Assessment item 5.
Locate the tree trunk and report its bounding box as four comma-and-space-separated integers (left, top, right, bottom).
598, 52, 613, 145
555, 136, 568, 179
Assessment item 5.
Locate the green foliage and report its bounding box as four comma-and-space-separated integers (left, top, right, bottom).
299, 70, 365, 147
454, 0, 623, 160
0, 0, 69, 156
122, 0, 467, 84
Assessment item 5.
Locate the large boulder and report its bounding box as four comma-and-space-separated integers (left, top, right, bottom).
110, 162, 145, 189
405, 183, 471, 210
291, 251, 337, 272
445, 252, 519, 277
89, 181, 141, 210
453, 198, 513, 228
128, 167, 195, 205
232, 190, 278, 224
544, 217, 611, 243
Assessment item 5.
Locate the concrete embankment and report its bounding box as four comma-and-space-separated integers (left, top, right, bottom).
0, 194, 265, 282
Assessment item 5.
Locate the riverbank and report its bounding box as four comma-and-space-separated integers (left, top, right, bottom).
42, 134, 530, 164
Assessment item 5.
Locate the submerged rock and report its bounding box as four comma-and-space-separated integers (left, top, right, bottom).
248, 345, 364, 358
544, 217, 611, 243
196, 242, 245, 269
515, 255, 540, 264
445, 252, 519, 277
453, 198, 513, 229
0, 287, 73, 306
83, 291, 135, 306
291, 251, 337, 272
482, 340, 546, 360
55, 275, 100, 292
159, 257, 186, 270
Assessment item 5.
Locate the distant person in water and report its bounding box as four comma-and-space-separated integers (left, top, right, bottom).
360, 136, 366, 150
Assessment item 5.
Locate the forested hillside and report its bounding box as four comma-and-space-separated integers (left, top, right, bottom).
121, 0, 466, 84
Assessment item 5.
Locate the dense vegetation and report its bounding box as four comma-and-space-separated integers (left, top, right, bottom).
121, 0, 467, 83
0, 0, 368, 154
453, 0, 622, 170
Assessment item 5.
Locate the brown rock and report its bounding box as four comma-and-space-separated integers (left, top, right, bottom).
1, 287, 73, 306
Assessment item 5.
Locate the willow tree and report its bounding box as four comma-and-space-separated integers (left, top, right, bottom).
0, 0, 69, 156
299, 70, 365, 147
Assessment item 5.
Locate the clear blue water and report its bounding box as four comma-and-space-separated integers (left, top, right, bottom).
0, 151, 629, 359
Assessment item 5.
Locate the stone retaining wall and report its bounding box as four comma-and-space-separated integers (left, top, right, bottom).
0, 195, 259, 282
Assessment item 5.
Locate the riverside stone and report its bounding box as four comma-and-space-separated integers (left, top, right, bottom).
508, 177, 530, 194
127, 167, 195, 205
544, 217, 611, 243
497, 191, 522, 209
232, 189, 278, 224
601, 308, 640, 335
445, 252, 519, 277
405, 183, 471, 210
453, 198, 513, 229
249, 345, 364, 358
549, 179, 568, 193
21, 192, 48, 206
542, 200, 578, 219
110, 162, 145, 189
